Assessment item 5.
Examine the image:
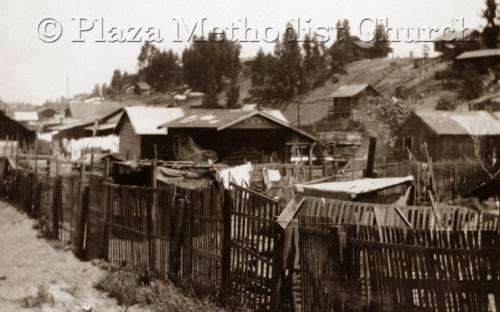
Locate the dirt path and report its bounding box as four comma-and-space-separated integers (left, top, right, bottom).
0, 202, 148, 312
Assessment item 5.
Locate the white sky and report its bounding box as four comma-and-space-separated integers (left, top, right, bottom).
0, 0, 485, 105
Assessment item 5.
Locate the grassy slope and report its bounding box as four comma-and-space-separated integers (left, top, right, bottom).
282, 58, 449, 127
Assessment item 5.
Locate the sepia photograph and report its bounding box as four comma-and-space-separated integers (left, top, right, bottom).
0, 0, 499, 311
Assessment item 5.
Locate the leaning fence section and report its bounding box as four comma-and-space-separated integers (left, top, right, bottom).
346, 225, 500, 312
228, 182, 285, 311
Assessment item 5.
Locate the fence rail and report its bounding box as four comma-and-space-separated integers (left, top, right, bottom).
4, 162, 500, 312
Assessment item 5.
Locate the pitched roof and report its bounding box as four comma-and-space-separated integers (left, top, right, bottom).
13, 111, 39, 122
119, 106, 184, 135
135, 82, 151, 90
163, 109, 286, 129
67, 101, 123, 120
455, 48, 500, 60
296, 176, 414, 198
434, 29, 478, 42
353, 40, 375, 49
162, 108, 320, 142
413, 111, 500, 136
329, 84, 378, 98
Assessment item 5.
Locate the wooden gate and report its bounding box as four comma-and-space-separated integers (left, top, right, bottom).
228, 183, 285, 311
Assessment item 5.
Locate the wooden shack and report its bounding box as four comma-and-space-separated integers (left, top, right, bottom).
0, 111, 36, 144
454, 49, 500, 74
54, 108, 124, 141
434, 29, 480, 59
114, 106, 184, 160
393, 111, 500, 161
328, 84, 379, 131
163, 109, 321, 165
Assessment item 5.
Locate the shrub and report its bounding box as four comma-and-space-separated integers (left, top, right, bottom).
19, 284, 54, 308
436, 93, 458, 111
95, 264, 224, 311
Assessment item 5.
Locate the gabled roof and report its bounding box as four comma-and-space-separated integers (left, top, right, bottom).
400, 111, 500, 136
117, 106, 184, 135
455, 48, 500, 60
434, 29, 478, 42
135, 82, 151, 90
67, 101, 123, 120
353, 40, 375, 49
13, 111, 39, 122
161, 108, 320, 142
329, 84, 378, 98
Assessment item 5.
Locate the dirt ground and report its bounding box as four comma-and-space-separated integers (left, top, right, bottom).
0, 202, 149, 312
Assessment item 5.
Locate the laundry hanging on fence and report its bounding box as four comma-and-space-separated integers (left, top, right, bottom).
217, 162, 253, 188
262, 168, 282, 190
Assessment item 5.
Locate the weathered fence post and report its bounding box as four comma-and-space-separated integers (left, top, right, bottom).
101, 159, 110, 261
331, 225, 347, 310
52, 176, 60, 240
270, 222, 286, 312
147, 159, 157, 270
220, 188, 232, 304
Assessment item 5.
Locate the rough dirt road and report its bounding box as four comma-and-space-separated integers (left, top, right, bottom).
0, 202, 147, 312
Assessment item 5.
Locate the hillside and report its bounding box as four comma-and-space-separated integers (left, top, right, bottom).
282, 57, 449, 127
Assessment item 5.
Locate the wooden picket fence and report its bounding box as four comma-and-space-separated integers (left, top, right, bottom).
346, 225, 500, 311
84, 174, 288, 310
7, 168, 88, 252
5, 162, 500, 312
297, 197, 499, 312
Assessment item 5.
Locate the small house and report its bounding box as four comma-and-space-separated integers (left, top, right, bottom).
114, 106, 184, 160
454, 49, 500, 74
328, 84, 379, 131
65, 100, 122, 120
37, 107, 59, 120
13, 111, 39, 127
53, 108, 124, 141
434, 29, 480, 59
393, 111, 500, 161
0, 111, 36, 144
162, 108, 321, 164
133, 82, 152, 95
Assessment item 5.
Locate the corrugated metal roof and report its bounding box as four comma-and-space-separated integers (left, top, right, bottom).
13, 111, 39, 122
161, 108, 320, 142
296, 176, 414, 197
455, 48, 500, 60
415, 111, 500, 136
125, 106, 184, 135
163, 109, 288, 129
329, 84, 375, 98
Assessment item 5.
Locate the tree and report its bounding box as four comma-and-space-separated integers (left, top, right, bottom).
226, 76, 241, 108
435, 92, 458, 111
101, 83, 108, 97
302, 34, 314, 91
311, 38, 329, 86
110, 70, 122, 90
459, 67, 483, 100
91, 84, 101, 97
482, 0, 499, 49
329, 19, 352, 74
182, 32, 241, 106
275, 23, 303, 98
352, 96, 410, 140
250, 49, 268, 86
143, 49, 181, 92
373, 23, 392, 58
